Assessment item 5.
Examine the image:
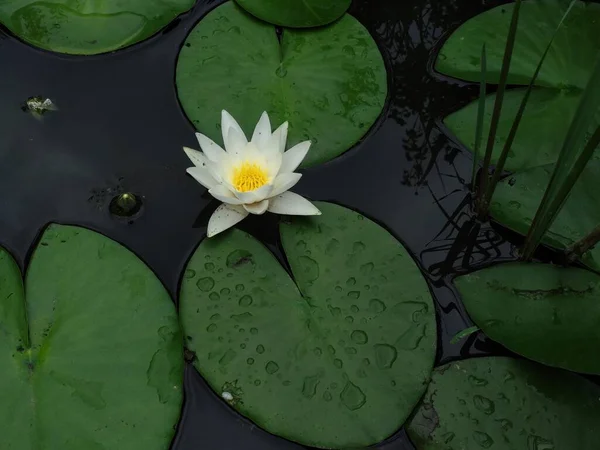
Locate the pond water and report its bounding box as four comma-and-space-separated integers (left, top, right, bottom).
0, 0, 591, 449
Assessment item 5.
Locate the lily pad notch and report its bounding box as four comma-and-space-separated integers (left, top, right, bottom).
179, 202, 436, 448
0, 223, 184, 450
176, 2, 388, 167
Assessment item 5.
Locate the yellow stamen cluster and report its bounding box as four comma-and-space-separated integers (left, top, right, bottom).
232, 162, 268, 192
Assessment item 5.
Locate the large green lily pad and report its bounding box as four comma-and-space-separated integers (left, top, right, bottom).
436, 0, 600, 89
179, 202, 436, 449
235, 0, 351, 28
444, 88, 600, 171
438, 0, 600, 171
0, 224, 183, 449
490, 160, 600, 271
0, 0, 194, 54
455, 262, 600, 374
407, 357, 600, 449
176, 2, 387, 167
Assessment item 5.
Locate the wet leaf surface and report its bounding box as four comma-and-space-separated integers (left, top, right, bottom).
439, 0, 600, 171
176, 2, 387, 167
456, 262, 600, 374
408, 357, 600, 449
436, 0, 600, 89
445, 88, 600, 172
235, 0, 351, 27
490, 161, 600, 271
179, 202, 436, 448
0, 224, 183, 449
0, 0, 195, 54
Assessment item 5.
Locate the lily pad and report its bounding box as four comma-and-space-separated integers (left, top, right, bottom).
444, 88, 600, 171
235, 0, 351, 27
438, 0, 600, 171
179, 202, 436, 448
0, 224, 183, 449
0, 0, 195, 54
176, 2, 387, 167
455, 262, 600, 374
436, 0, 600, 89
407, 357, 600, 449
490, 160, 600, 271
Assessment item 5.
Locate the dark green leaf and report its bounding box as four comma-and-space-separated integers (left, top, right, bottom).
522, 57, 600, 258
436, 0, 600, 89
472, 44, 487, 185
0, 0, 194, 54
456, 262, 600, 374
0, 224, 183, 449
478, 0, 522, 205
175, 2, 387, 167
235, 0, 351, 27
179, 202, 436, 448
445, 88, 599, 171
490, 161, 600, 271
484, 0, 577, 207
407, 357, 600, 449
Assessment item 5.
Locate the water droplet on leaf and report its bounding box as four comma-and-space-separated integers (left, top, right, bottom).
351, 330, 368, 344
302, 375, 320, 399
239, 295, 253, 307
473, 431, 493, 448
298, 256, 319, 281
265, 361, 279, 374
374, 344, 397, 369
340, 381, 366, 410
196, 277, 215, 292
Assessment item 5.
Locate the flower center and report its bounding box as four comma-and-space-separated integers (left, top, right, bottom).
232, 162, 268, 192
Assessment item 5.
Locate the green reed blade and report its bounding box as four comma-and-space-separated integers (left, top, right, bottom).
472, 44, 487, 190
478, 0, 522, 216
522, 72, 600, 261
482, 0, 576, 213
528, 125, 600, 258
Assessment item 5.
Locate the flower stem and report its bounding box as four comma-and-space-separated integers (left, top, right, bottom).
566, 224, 600, 263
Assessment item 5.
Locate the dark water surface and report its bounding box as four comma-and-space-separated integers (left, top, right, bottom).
0, 0, 525, 448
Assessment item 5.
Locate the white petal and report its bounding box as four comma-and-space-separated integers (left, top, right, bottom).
243, 199, 269, 215
280, 141, 311, 173
206, 160, 224, 183
186, 167, 218, 190
221, 110, 247, 149
196, 133, 227, 163
265, 151, 283, 177
207, 204, 248, 237
263, 128, 280, 155
251, 112, 272, 148
264, 121, 288, 155
269, 172, 302, 197
209, 185, 243, 205
242, 142, 262, 160
274, 122, 289, 152
267, 192, 321, 216
224, 127, 247, 156
234, 183, 273, 204
183, 147, 208, 168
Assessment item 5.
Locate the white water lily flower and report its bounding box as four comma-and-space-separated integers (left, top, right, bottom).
184, 110, 321, 237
